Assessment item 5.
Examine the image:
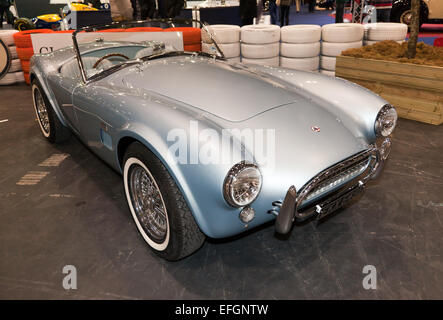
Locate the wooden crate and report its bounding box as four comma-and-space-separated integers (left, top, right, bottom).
335, 56, 443, 125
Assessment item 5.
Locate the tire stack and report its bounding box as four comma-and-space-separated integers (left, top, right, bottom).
364, 23, 408, 46
13, 29, 54, 84
320, 23, 364, 77
279, 25, 321, 72
240, 25, 280, 67
201, 25, 241, 62
0, 30, 25, 85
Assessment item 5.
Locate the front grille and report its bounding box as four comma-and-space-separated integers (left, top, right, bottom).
299, 156, 371, 208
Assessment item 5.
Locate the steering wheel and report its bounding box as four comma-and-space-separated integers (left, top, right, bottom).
93, 53, 130, 69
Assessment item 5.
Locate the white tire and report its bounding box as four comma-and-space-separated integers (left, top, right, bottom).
202, 42, 240, 58
241, 56, 279, 67
364, 23, 408, 41
320, 69, 335, 77
9, 46, 17, 59
0, 30, 17, 47
280, 56, 319, 71
364, 39, 405, 46
280, 42, 320, 58
241, 24, 280, 44
241, 42, 279, 59
281, 25, 321, 43
321, 41, 362, 57
0, 71, 22, 85
0, 39, 10, 78
9, 59, 21, 73
201, 24, 241, 44
320, 55, 336, 71
15, 71, 25, 83
227, 56, 241, 63
321, 23, 365, 43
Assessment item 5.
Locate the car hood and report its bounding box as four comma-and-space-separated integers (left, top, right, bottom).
118, 55, 301, 122
216, 100, 368, 191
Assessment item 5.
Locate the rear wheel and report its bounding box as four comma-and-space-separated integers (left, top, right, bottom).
31, 80, 70, 143
123, 142, 205, 261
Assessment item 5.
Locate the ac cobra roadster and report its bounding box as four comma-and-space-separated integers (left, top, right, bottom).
29, 20, 397, 260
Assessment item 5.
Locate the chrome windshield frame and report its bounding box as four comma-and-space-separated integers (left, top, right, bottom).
72, 18, 225, 84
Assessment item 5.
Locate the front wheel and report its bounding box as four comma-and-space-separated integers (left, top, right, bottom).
123, 142, 205, 261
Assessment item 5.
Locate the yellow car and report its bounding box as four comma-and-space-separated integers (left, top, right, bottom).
14, 3, 98, 31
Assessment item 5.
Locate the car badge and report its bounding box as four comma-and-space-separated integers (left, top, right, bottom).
311, 126, 321, 133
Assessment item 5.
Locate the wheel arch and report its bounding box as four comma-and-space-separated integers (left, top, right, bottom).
115, 131, 212, 237
30, 69, 68, 128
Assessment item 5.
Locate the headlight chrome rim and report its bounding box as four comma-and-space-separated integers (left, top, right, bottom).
375, 104, 398, 137
223, 161, 262, 208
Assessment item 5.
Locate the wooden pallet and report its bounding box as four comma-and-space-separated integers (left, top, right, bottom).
335, 56, 443, 125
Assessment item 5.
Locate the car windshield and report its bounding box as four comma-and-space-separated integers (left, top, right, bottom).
72, 19, 223, 82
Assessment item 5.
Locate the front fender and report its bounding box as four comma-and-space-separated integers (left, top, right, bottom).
112, 94, 256, 239
30, 56, 68, 127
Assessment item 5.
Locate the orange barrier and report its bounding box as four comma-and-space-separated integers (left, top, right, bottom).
165, 27, 201, 45
24, 72, 30, 84
126, 27, 163, 32
101, 29, 126, 32
184, 43, 202, 52
13, 29, 54, 48
16, 47, 34, 60
21, 60, 30, 73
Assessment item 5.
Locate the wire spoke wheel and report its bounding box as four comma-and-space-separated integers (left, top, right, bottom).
128, 164, 168, 243
33, 86, 50, 136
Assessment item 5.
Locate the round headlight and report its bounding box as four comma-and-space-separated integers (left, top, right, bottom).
223, 162, 262, 207
375, 104, 398, 137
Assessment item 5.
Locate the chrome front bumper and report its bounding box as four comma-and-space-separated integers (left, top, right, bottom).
275, 138, 391, 235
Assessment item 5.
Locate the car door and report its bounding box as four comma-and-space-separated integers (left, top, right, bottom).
71, 79, 129, 167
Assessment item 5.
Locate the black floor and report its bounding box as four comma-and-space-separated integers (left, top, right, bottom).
0, 84, 442, 299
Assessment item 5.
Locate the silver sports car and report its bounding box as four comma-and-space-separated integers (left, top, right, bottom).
29, 20, 397, 260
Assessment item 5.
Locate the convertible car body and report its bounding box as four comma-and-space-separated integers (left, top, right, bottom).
29, 20, 397, 260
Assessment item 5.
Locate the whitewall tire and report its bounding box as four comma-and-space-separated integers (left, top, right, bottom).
240, 25, 281, 44
320, 56, 336, 71
31, 79, 70, 143
124, 157, 170, 252
280, 56, 320, 71
364, 23, 408, 41
281, 25, 321, 43
320, 69, 336, 77
321, 41, 362, 57
202, 42, 240, 58
122, 142, 205, 261
241, 42, 279, 59
321, 23, 365, 43
280, 41, 320, 58
241, 56, 279, 67
202, 24, 240, 44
